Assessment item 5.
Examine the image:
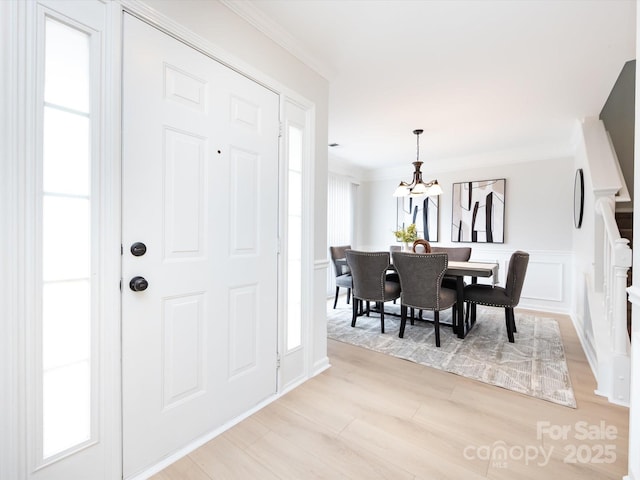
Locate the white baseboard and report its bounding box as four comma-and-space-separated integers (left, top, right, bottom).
569, 311, 598, 384
312, 356, 331, 376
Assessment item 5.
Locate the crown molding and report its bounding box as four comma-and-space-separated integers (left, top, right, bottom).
219, 0, 336, 81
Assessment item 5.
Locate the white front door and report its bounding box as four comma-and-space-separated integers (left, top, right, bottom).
121, 15, 280, 477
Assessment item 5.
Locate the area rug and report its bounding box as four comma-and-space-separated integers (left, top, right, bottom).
327, 304, 576, 408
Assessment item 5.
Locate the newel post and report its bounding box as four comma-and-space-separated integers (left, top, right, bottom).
613, 239, 632, 354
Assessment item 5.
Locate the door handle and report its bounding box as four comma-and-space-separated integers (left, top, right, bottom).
129, 276, 148, 292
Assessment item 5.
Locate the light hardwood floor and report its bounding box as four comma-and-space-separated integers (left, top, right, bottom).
152, 306, 629, 479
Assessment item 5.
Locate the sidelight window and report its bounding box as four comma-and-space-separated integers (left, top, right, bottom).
40, 14, 96, 461
286, 125, 303, 351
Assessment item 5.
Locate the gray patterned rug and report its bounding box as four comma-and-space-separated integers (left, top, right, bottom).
327, 303, 576, 408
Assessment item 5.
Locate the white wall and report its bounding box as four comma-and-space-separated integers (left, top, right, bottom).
355, 154, 575, 313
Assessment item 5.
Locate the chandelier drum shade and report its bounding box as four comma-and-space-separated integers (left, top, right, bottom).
393, 129, 443, 198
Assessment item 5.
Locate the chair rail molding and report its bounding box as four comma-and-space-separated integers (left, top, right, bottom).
315, 259, 330, 270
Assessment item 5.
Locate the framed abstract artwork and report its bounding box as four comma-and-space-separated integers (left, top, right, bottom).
396, 195, 439, 242
451, 179, 505, 243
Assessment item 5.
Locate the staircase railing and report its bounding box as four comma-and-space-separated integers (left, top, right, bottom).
578, 118, 632, 406
592, 190, 632, 405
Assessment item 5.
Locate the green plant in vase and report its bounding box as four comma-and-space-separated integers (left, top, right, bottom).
394, 223, 417, 250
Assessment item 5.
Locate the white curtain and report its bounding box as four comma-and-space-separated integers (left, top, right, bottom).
327, 174, 356, 295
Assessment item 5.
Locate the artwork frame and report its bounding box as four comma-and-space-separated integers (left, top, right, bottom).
396, 195, 439, 242
451, 178, 505, 243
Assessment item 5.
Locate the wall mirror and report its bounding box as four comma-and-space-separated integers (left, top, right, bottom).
574, 168, 584, 229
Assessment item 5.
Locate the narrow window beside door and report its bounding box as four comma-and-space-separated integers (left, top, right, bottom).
286, 126, 303, 350
40, 15, 95, 461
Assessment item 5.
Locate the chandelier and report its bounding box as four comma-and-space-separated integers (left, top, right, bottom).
393, 129, 442, 197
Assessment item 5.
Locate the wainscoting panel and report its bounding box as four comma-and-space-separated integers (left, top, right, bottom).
466, 248, 572, 313
522, 261, 564, 302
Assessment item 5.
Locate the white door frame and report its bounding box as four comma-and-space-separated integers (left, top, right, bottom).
1, 1, 23, 477
2, 1, 319, 478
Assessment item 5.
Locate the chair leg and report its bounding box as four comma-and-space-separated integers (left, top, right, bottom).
380, 306, 385, 334
399, 305, 407, 338
351, 299, 359, 327
410, 307, 415, 325
333, 286, 340, 309
347, 288, 351, 304
509, 307, 517, 334
505, 307, 515, 343
464, 302, 478, 325
434, 311, 441, 347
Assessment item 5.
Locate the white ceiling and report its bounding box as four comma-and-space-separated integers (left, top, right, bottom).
227, 0, 636, 171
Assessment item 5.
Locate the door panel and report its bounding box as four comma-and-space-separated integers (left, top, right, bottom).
163, 128, 206, 258
162, 294, 205, 408
122, 15, 279, 477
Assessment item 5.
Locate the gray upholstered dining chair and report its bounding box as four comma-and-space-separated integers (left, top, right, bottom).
391, 251, 457, 347
430, 246, 472, 290
463, 251, 529, 343
329, 245, 353, 309
345, 250, 401, 333
430, 246, 472, 261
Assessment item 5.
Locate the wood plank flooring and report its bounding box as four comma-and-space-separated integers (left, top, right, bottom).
152, 307, 629, 479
